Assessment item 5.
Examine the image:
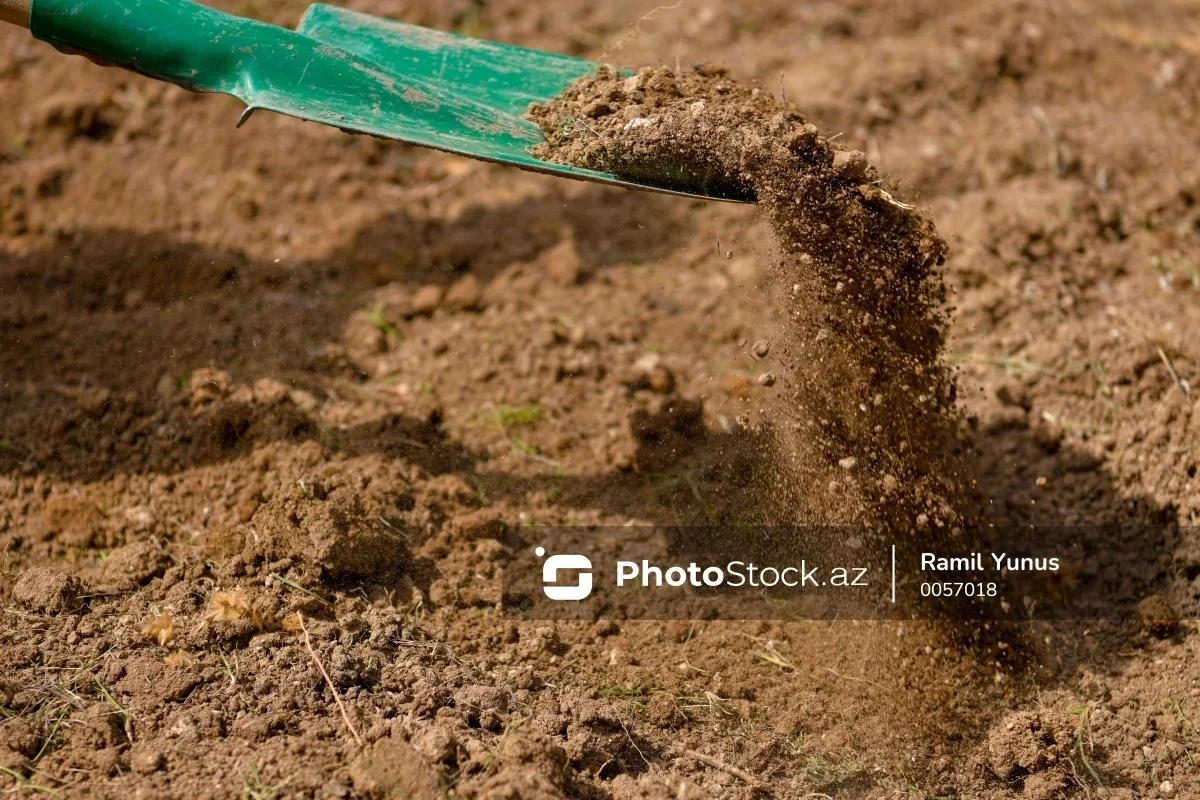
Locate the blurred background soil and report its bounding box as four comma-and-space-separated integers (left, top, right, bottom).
2, 0, 1200, 797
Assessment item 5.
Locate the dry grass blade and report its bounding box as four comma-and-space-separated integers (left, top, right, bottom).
681, 748, 764, 790
1157, 347, 1191, 400
754, 640, 795, 671
0, 765, 60, 797
94, 680, 133, 743
297, 613, 364, 748
269, 573, 332, 607
679, 690, 735, 719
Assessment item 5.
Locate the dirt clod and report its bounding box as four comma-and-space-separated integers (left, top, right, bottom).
350, 736, 440, 799
250, 479, 407, 579
129, 745, 166, 775
409, 284, 444, 317
621, 356, 677, 395
647, 693, 683, 728
443, 274, 485, 312
1136, 593, 1180, 637
101, 540, 172, 590
983, 711, 1074, 781
12, 568, 82, 614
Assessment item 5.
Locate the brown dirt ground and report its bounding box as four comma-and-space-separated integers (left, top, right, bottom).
2, 0, 1200, 798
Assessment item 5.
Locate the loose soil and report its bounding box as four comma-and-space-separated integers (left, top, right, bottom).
2, 1, 1200, 799
529, 63, 968, 532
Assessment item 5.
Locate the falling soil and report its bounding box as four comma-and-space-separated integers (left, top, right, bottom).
529, 64, 969, 530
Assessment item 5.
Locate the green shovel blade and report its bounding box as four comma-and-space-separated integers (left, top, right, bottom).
29, 0, 752, 202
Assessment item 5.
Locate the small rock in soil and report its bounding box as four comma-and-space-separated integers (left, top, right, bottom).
751, 339, 770, 358
832, 149, 874, 182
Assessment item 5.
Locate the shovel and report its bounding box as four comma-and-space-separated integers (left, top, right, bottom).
0, 0, 750, 202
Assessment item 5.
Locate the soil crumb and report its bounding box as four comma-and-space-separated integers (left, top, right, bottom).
529, 64, 969, 529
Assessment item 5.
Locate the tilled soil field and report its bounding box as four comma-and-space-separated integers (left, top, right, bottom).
3, 0, 1200, 798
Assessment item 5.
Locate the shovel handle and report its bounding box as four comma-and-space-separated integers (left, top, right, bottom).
21, 0, 288, 95
0, 0, 31, 27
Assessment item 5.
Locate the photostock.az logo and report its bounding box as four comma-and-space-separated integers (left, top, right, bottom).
536, 546, 592, 601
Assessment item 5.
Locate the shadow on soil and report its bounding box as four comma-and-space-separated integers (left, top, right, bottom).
0, 183, 693, 478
